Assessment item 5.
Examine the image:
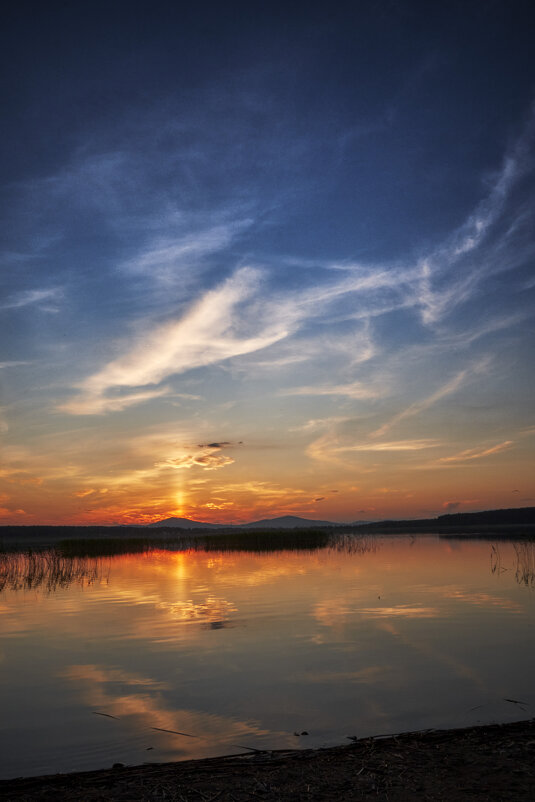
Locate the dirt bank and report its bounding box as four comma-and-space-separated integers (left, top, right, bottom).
2, 718, 534, 801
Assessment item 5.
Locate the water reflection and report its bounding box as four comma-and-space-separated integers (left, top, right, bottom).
328, 533, 379, 555
490, 541, 535, 588
0, 535, 534, 780
156, 596, 238, 626
62, 663, 280, 759
0, 549, 110, 592
2, 535, 533, 595
513, 542, 535, 588
0, 532, 378, 594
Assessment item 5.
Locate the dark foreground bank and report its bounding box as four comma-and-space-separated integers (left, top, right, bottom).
2, 719, 534, 801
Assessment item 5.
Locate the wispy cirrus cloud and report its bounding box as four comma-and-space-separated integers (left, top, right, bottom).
121, 220, 252, 287
211, 480, 306, 499
370, 362, 489, 439
60, 261, 401, 416
0, 288, 62, 311
54, 106, 533, 438
60, 387, 172, 415
292, 416, 351, 432
305, 430, 346, 465
302, 358, 492, 466
0, 361, 29, 369
306, 429, 440, 465
61, 267, 289, 415
341, 439, 439, 452
417, 258, 482, 326
292, 110, 535, 336
282, 382, 380, 400
435, 312, 527, 348
437, 440, 513, 464
415, 106, 535, 326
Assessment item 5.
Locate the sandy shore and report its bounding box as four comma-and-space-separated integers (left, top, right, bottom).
1, 718, 534, 800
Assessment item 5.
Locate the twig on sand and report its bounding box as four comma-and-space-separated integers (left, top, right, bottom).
151, 727, 200, 738
229, 744, 266, 753
92, 711, 120, 720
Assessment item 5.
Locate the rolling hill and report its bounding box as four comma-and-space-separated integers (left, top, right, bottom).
146, 514, 341, 529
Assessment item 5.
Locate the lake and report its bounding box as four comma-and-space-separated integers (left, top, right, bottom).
0, 534, 533, 780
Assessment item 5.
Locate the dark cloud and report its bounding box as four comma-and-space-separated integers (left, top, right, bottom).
443, 501, 460, 511
197, 441, 242, 449
314, 497, 325, 502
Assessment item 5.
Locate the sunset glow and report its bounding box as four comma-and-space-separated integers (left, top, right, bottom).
1, 4, 534, 525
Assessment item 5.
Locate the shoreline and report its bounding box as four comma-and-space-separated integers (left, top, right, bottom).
2, 718, 534, 801
1, 524, 534, 553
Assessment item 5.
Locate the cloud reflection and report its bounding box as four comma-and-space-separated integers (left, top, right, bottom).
359, 605, 440, 618
63, 663, 283, 758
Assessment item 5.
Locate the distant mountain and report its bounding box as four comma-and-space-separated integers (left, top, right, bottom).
146, 517, 225, 529
240, 515, 338, 529
146, 514, 341, 529
144, 507, 535, 532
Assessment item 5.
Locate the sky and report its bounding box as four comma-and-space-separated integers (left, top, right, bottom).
1, 0, 534, 525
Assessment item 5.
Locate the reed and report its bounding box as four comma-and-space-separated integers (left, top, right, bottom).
0, 548, 108, 592
513, 541, 535, 588
56, 536, 191, 557
0, 530, 379, 592
193, 528, 332, 553
33, 529, 335, 558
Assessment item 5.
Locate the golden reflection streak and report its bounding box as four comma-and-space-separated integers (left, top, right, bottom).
62, 663, 289, 757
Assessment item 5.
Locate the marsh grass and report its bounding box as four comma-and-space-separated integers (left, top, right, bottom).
328, 532, 378, 555
0, 549, 109, 593
490, 541, 535, 588
34, 529, 335, 558
56, 536, 191, 557
513, 541, 535, 588
0, 530, 379, 592
195, 528, 332, 552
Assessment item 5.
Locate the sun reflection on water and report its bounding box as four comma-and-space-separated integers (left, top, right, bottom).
0, 535, 534, 779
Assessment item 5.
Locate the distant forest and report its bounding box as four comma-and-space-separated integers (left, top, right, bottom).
1, 506, 534, 541
361, 506, 535, 531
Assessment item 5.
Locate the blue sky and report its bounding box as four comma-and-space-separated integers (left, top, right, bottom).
1, 1, 534, 524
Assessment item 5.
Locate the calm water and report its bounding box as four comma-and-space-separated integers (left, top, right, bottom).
1, 535, 534, 779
